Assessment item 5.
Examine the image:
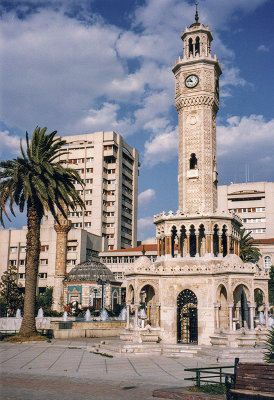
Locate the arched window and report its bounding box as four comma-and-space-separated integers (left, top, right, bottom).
264, 256, 271, 270
190, 153, 197, 169
195, 37, 200, 55
189, 38, 193, 56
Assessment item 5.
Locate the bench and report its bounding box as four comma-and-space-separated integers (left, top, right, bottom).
226, 361, 274, 399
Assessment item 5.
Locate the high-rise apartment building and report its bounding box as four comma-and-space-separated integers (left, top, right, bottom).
218, 182, 274, 239
43, 131, 139, 250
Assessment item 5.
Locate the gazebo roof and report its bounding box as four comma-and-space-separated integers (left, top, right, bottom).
65, 260, 115, 282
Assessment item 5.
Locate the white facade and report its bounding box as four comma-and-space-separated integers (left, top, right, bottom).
43, 131, 139, 250
218, 182, 274, 239
0, 227, 107, 293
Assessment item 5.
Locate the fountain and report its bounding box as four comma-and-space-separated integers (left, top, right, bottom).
139, 308, 147, 329
259, 311, 265, 325
16, 309, 22, 318
100, 308, 109, 321
37, 307, 44, 318
85, 309, 92, 321
63, 311, 68, 321
119, 306, 127, 321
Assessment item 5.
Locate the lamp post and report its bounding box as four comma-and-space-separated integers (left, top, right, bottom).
97, 278, 110, 310
1, 269, 17, 316
93, 288, 98, 310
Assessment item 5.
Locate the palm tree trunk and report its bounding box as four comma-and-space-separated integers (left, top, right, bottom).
19, 198, 42, 336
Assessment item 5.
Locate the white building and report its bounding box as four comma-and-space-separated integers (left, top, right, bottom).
43, 131, 139, 250
0, 226, 107, 294
218, 182, 274, 239
218, 182, 274, 270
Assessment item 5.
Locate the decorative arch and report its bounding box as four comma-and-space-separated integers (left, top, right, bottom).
195, 36, 200, 55
218, 285, 228, 329
127, 284, 135, 304
139, 284, 157, 326
177, 289, 198, 344
233, 284, 251, 329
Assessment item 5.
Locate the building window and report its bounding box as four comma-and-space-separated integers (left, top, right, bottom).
265, 256, 271, 270
190, 153, 198, 169
67, 260, 76, 265
19, 260, 25, 266
85, 222, 91, 227
86, 157, 94, 162
40, 259, 48, 265
20, 246, 26, 252
10, 247, 17, 253
67, 246, 77, 252
41, 245, 49, 252
9, 260, 17, 266
39, 273, 47, 279
19, 273, 25, 279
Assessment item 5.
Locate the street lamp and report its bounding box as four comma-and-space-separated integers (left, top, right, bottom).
97, 278, 110, 310
1, 269, 17, 316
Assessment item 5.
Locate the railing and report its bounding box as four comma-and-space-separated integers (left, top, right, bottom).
184, 365, 235, 387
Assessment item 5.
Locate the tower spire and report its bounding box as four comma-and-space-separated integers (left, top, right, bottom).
195, 2, 199, 23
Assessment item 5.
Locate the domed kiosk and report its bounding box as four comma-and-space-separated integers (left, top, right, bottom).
64, 261, 121, 311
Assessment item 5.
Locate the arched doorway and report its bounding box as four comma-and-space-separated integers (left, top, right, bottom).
233, 285, 250, 329
219, 285, 228, 329
140, 284, 156, 326
177, 289, 198, 344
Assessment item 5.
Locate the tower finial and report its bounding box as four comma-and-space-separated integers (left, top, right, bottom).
195, 2, 199, 23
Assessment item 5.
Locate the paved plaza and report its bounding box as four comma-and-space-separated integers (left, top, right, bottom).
0, 338, 214, 400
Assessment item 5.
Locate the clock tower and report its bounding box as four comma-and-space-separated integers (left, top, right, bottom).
172, 11, 221, 214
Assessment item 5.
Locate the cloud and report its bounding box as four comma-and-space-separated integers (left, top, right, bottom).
0, 130, 25, 158
217, 114, 274, 183
217, 114, 274, 156
143, 128, 178, 166
257, 44, 270, 52
138, 215, 155, 241
138, 189, 156, 207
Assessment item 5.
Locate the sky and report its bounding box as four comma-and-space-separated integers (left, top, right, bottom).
0, 0, 273, 240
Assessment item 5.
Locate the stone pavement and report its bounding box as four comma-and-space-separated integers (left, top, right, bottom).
0, 338, 215, 400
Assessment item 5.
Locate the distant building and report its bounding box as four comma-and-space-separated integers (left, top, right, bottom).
218, 182, 274, 269
43, 131, 139, 250
218, 182, 274, 239
0, 226, 107, 294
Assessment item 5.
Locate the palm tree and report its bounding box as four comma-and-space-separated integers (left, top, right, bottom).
239, 228, 261, 263
0, 127, 84, 336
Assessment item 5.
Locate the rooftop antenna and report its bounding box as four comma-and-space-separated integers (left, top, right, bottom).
195, 2, 199, 23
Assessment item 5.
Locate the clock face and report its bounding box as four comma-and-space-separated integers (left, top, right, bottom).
185, 74, 199, 88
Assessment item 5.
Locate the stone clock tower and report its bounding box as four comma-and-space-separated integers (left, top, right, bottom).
173, 11, 221, 214
121, 11, 269, 351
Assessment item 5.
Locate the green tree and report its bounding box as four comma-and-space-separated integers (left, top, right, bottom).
239, 228, 261, 263
0, 265, 23, 316
0, 127, 84, 336
264, 327, 274, 363
36, 287, 53, 316
269, 266, 274, 304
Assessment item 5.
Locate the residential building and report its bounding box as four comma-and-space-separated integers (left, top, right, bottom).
0, 226, 107, 294
218, 182, 274, 239
218, 182, 274, 270
43, 131, 139, 250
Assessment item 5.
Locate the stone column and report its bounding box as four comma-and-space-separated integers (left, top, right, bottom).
178, 235, 181, 256
218, 235, 222, 256
134, 303, 139, 328
126, 303, 130, 329
236, 303, 242, 327
228, 303, 233, 331
157, 238, 161, 256
186, 234, 190, 257
227, 235, 232, 254
161, 237, 165, 255
249, 302, 255, 330
214, 303, 220, 329
195, 234, 199, 257
147, 305, 151, 323
166, 236, 171, 255
155, 303, 160, 327
53, 217, 71, 312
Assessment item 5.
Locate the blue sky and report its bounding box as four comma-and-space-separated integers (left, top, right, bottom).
0, 0, 273, 240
